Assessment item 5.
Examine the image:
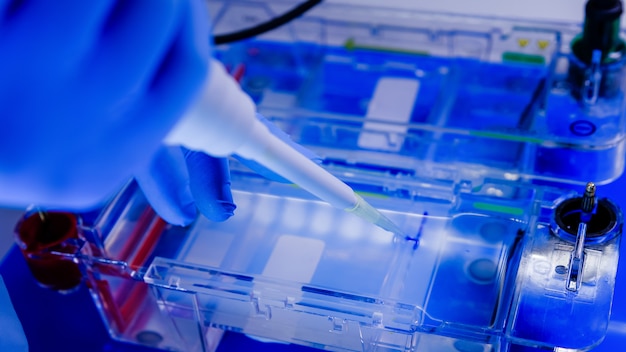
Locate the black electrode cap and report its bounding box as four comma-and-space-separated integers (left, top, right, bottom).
586, 0, 623, 21
577, 0, 625, 62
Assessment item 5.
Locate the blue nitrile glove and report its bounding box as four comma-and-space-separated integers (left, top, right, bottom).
135, 114, 321, 226
0, 0, 210, 210
0, 275, 28, 352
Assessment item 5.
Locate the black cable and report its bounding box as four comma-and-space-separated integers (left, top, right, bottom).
213, 0, 323, 45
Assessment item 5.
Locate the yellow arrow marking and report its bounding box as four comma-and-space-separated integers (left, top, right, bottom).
517, 38, 529, 48
537, 40, 550, 50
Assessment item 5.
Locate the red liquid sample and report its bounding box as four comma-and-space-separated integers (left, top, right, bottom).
15, 211, 83, 292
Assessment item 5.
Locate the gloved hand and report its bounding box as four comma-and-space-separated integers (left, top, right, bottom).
0, 0, 319, 226
136, 114, 321, 226
0, 0, 210, 210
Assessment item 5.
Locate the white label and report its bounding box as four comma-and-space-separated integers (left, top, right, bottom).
262, 235, 325, 283
358, 77, 420, 152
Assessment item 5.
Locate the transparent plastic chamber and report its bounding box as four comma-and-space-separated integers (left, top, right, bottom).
17, 1, 626, 351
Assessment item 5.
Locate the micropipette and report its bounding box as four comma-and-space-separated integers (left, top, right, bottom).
166, 59, 404, 235
236, 120, 405, 235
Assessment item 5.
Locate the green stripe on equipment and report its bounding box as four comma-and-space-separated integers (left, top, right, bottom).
344, 38, 430, 56
502, 52, 546, 65
356, 191, 389, 199
470, 131, 544, 144
473, 202, 524, 216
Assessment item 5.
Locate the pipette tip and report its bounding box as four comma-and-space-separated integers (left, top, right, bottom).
347, 193, 404, 235
373, 212, 405, 235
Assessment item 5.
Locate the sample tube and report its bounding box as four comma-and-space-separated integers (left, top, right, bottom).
15, 211, 83, 292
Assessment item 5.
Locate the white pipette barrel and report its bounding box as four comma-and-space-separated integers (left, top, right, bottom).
236, 119, 404, 235
166, 60, 403, 235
